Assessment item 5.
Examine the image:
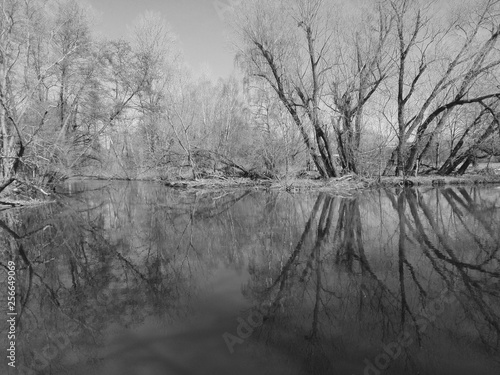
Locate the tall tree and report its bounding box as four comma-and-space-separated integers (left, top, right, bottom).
382, 0, 500, 176
0, 0, 74, 192
131, 11, 178, 173
326, 3, 392, 173
232, 0, 339, 177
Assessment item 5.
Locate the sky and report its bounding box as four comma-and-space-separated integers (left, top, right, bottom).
86, 0, 237, 79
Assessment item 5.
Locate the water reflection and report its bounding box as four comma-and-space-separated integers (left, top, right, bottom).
1, 181, 499, 375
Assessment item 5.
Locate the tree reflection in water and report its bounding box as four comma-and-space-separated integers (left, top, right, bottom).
0, 181, 499, 375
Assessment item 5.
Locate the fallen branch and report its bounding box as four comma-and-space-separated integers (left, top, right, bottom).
16, 179, 52, 196
336, 174, 355, 182
0, 200, 19, 207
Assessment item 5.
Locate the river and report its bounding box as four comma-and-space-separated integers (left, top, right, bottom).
1, 180, 499, 375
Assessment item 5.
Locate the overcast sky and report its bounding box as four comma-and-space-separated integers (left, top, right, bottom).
86, 0, 237, 78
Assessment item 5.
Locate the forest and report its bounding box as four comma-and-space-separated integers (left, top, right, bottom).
1, 0, 500, 195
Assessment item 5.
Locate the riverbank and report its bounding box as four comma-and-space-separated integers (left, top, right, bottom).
378, 174, 500, 187
0, 197, 53, 210
2, 173, 500, 209
165, 176, 368, 195
162, 173, 500, 192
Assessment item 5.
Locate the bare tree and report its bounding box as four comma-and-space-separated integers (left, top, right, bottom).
165, 72, 201, 179
0, 0, 76, 192
438, 100, 500, 174
232, 0, 340, 177
326, 3, 392, 173
382, 0, 500, 176
130, 11, 178, 175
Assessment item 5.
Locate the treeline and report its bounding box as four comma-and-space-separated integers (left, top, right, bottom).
0, 0, 269, 193
1, 0, 500, 194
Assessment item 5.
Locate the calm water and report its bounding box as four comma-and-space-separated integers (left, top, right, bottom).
1, 181, 500, 375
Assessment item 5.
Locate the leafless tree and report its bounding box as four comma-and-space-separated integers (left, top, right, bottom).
232, 0, 341, 177
382, 0, 500, 176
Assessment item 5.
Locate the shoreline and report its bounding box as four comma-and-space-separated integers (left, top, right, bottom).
2, 174, 499, 209
69, 174, 500, 191
171, 175, 500, 192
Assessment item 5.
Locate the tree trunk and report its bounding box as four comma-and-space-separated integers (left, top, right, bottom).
383, 149, 397, 176
286, 104, 331, 178
60, 65, 66, 129
396, 140, 405, 177
336, 130, 357, 174
0, 105, 6, 180
439, 119, 497, 175
315, 128, 338, 177
457, 155, 474, 175
1, 69, 8, 179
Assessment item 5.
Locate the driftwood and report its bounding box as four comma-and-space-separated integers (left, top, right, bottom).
165, 177, 271, 190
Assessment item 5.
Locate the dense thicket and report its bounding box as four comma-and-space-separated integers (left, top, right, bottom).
0, 0, 270, 193
1, 0, 500, 194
